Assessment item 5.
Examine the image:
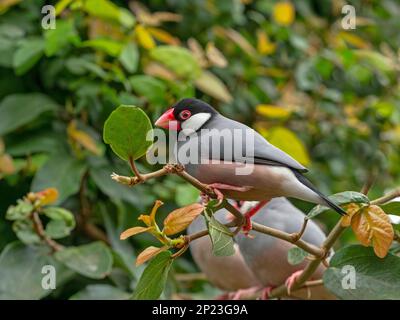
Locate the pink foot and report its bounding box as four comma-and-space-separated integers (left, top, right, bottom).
203, 183, 252, 206
229, 286, 261, 300
285, 270, 303, 295
261, 286, 276, 300
242, 200, 269, 234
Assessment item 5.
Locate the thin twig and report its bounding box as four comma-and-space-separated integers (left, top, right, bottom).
31, 211, 63, 252
129, 156, 143, 180
371, 188, 400, 205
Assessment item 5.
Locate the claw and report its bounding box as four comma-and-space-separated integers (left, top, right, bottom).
285, 270, 303, 296
229, 286, 262, 300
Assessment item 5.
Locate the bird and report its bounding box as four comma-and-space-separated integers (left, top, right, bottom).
155, 98, 345, 230
187, 207, 260, 295
188, 198, 335, 299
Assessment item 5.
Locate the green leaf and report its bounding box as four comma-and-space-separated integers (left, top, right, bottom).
55, 242, 113, 279
287, 247, 308, 265
307, 191, 369, 219
119, 43, 139, 73
195, 71, 233, 103
323, 245, 400, 299
70, 284, 130, 300
42, 207, 76, 239
12, 220, 40, 245
44, 19, 80, 56
6, 132, 65, 156
103, 105, 153, 161
150, 45, 201, 79
0, 242, 73, 299
31, 153, 87, 204
0, 93, 58, 136
83, 0, 135, 28
207, 215, 235, 256
133, 251, 173, 300
13, 37, 44, 75
6, 200, 33, 220
380, 202, 400, 216
175, 184, 200, 207
129, 75, 166, 105
81, 39, 123, 57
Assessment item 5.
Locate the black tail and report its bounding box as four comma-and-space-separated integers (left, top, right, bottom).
293, 170, 346, 216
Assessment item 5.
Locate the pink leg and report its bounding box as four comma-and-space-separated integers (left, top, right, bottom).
285, 270, 303, 296
242, 200, 269, 234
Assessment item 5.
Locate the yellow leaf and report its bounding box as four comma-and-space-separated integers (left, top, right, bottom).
195, 71, 233, 103
273, 1, 295, 26
0, 138, 5, 154
0, 0, 21, 14
138, 214, 152, 227
260, 126, 310, 166
256, 30, 276, 55
150, 200, 164, 221
187, 38, 208, 67
136, 246, 169, 266
206, 42, 227, 68
340, 203, 362, 227
67, 121, 101, 155
256, 104, 291, 119
36, 188, 59, 205
135, 24, 156, 50
351, 205, 394, 258
338, 32, 370, 49
0, 153, 15, 175
147, 27, 180, 45
217, 27, 257, 57
163, 203, 204, 236
120, 226, 152, 240
144, 62, 177, 81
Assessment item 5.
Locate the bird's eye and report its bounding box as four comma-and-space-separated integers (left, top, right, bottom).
179, 110, 191, 120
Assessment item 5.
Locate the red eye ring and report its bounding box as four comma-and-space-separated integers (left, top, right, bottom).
179, 110, 191, 120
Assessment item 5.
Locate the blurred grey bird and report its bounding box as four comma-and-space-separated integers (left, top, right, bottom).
187, 208, 260, 293
188, 198, 335, 299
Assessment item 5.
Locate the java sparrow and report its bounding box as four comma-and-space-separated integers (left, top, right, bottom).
188, 198, 335, 299
155, 98, 345, 230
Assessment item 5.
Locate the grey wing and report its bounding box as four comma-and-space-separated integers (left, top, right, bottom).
202, 116, 308, 172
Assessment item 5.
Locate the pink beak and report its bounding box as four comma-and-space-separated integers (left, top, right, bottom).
155, 108, 180, 130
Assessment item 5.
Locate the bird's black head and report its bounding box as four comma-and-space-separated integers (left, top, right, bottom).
155, 98, 218, 131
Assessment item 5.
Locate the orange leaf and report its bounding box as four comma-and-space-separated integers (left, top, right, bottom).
163, 203, 204, 236
147, 27, 180, 45
36, 188, 59, 205
138, 214, 152, 227
136, 246, 169, 266
67, 121, 101, 155
341, 203, 362, 227
351, 205, 394, 258
0, 153, 15, 175
120, 226, 152, 240
150, 200, 164, 221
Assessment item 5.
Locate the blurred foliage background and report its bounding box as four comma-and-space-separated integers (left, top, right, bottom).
0, 0, 399, 299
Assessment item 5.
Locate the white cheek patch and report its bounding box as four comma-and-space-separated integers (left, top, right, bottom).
181, 113, 211, 133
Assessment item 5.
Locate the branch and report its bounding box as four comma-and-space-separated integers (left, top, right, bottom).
31, 211, 63, 252
371, 188, 400, 205
112, 163, 327, 259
